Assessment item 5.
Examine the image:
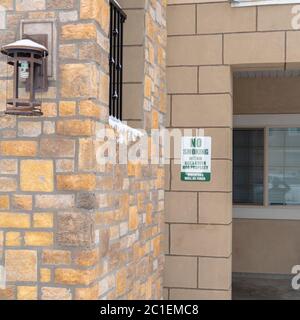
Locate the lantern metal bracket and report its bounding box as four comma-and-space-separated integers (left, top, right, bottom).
1, 38, 48, 116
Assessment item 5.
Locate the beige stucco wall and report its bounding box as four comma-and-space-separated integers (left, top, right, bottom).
234, 76, 300, 115
165, 1, 300, 300
233, 219, 300, 274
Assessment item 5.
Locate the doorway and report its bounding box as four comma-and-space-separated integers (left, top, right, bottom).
232, 70, 300, 300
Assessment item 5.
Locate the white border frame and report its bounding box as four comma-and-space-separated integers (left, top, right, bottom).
231, 0, 300, 7
233, 114, 300, 220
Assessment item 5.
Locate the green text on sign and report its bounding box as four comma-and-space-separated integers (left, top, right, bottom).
181, 137, 212, 182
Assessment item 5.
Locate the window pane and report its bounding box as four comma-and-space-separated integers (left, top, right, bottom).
233, 129, 264, 205
269, 128, 300, 205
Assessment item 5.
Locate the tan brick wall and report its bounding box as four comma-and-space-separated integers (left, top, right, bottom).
165, 1, 300, 300
0, 0, 166, 300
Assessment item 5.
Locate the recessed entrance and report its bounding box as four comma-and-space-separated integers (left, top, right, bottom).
232, 69, 300, 300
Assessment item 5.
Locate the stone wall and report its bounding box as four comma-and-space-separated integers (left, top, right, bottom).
0, 0, 166, 300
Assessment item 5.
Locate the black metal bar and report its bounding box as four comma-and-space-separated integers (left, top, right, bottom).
116, 10, 121, 120
110, 0, 127, 21
119, 15, 124, 121
111, 6, 117, 116
109, 4, 113, 118
109, 0, 126, 120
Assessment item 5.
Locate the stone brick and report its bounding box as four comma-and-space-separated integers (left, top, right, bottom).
145, 75, 152, 98
20, 160, 54, 192
16, 0, 45, 11
43, 121, 55, 135
74, 249, 99, 267
0, 286, 15, 300
152, 110, 159, 129
99, 70, 110, 104
153, 236, 161, 257
116, 268, 127, 296
24, 232, 53, 246
6, 232, 21, 246
12, 195, 32, 211
55, 268, 97, 285
167, 67, 198, 94
146, 203, 152, 225
5, 250, 37, 282
76, 192, 97, 210
41, 103, 57, 117
0, 141, 37, 157
59, 10, 78, 22
75, 284, 99, 300
57, 174, 96, 191
35, 194, 75, 210
198, 193, 232, 225
198, 257, 231, 290
59, 101, 76, 116
28, 11, 55, 19
79, 138, 96, 171
40, 268, 51, 283
197, 3, 256, 34
59, 44, 77, 59
172, 94, 232, 127
0, 213, 30, 228
257, 4, 294, 31
41, 287, 72, 300
42, 249, 71, 265
0, 177, 17, 192
129, 206, 139, 230
60, 64, 97, 98
198, 66, 232, 94
40, 137, 75, 158
1, 0, 13, 10
79, 100, 101, 118
286, 31, 300, 67
169, 288, 231, 300
80, 0, 109, 34
47, 0, 74, 9
33, 213, 53, 228
57, 119, 95, 136
61, 23, 97, 40
167, 35, 222, 66
18, 121, 41, 137
224, 32, 285, 67
0, 195, 9, 210
0, 115, 16, 129
164, 256, 197, 288
165, 192, 197, 223
171, 224, 232, 257
56, 159, 74, 173
57, 212, 94, 246
17, 286, 37, 300
0, 159, 17, 175
167, 4, 196, 35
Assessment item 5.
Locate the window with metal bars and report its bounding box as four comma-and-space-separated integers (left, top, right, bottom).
109, 0, 126, 120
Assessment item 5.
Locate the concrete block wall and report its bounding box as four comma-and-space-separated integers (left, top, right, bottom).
0, 0, 167, 300
164, 1, 300, 300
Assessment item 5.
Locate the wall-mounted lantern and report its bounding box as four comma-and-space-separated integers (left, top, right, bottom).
1, 38, 48, 116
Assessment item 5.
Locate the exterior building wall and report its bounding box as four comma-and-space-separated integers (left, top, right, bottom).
165, 1, 300, 300
0, 0, 166, 300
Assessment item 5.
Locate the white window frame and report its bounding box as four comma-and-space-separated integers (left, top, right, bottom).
231, 0, 300, 7
233, 114, 300, 220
